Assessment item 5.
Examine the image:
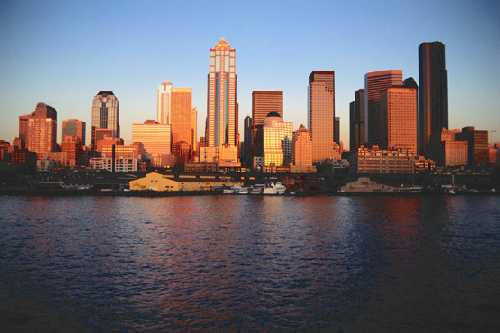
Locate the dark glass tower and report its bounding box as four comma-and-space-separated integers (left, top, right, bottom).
419, 42, 448, 162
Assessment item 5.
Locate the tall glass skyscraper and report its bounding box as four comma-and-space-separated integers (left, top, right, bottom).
157, 81, 172, 125
308, 71, 335, 162
419, 41, 448, 162
91, 91, 119, 151
206, 38, 237, 148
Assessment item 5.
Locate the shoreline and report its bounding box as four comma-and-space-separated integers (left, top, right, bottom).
0, 189, 498, 197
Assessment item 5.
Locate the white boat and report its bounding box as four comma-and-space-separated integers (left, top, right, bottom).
236, 187, 249, 194
250, 184, 265, 194
263, 182, 286, 195
223, 188, 235, 194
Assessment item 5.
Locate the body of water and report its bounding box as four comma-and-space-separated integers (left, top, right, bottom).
1, 195, 499, 332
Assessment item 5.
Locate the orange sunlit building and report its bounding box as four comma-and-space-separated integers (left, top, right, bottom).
132, 120, 171, 165
441, 128, 468, 167
291, 124, 315, 173
252, 91, 283, 126
20, 102, 57, 159
380, 86, 417, 154
308, 71, 335, 162
364, 70, 403, 145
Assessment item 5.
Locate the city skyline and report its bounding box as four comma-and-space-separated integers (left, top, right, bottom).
1, 1, 499, 147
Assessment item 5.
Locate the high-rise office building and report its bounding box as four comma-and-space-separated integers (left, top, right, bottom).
364, 70, 402, 145
263, 112, 292, 167
191, 107, 197, 152
18, 115, 30, 148
206, 37, 237, 148
91, 91, 119, 151
62, 119, 86, 146
132, 120, 171, 166
419, 42, 448, 161
20, 103, 57, 159
291, 124, 313, 173
457, 127, 488, 166
349, 89, 366, 151
380, 86, 418, 154
334, 117, 340, 144
61, 135, 83, 167
171, 87, 193, 148
308, 71, 335, 162
157, 81, 173, 125
252, 91, 283, 126
201, 37, 238, 165
243, 116, 253, 167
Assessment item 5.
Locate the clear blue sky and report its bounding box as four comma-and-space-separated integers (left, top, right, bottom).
1, 0, 499, 146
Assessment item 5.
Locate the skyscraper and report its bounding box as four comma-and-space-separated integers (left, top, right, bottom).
132, 120, 171, 166
380, 86, 418, 154
157, 81, 172, 125
202, 37, 238, 165
91, 91, 119, 151
349, 89, 366, 151
419, 41, 448, 161
263, 112, 292, 167
62, 119, 86, 146
252, 91, 283, 126
243, 116, 253, 167
207, 37, 237, 147
191, 107, 197, 153
334, 116, 340, 144
22, 102, 57, 158
292, 124, 313, 173
308, 71, 335, 162
170, 87, 193, 148
364, 70, 402, 145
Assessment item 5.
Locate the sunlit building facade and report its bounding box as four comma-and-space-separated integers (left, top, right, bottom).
132, 120, 171, 165
380, 86, 417, 154
157, 81, 172, 125
291, 124, 314, 173
91, 91, 119, 151
62, 119, 86, 146
21, 102, 57, 159
263, 112, 292, 167
205, 37, 238, 164
171, 88, 194, 148
308, 71, 335, 162
252, 91, 283, 126
364, 70, 402, 145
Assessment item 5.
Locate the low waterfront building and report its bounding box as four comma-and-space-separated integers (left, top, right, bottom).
129, 172, 242, 192
340, 177, 396, 192
441, 128, 468, 167
356, 146, 415, 174
90, 157, 137, 172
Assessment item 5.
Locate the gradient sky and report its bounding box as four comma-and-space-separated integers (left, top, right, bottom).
1, 0, 499, 146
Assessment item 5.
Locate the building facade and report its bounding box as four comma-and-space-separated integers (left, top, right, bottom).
205, 38, 238, 164
21, 102, 58, 159
132, 120, 171, 166
263, 112, 293, 167
308, 71, 335, 162
364, 70, 403, 145
62, 119, 86, 146
291, 124, 314, 173
157, 81, 172, 125
380, 86, 418, 154
457, 127, 488, 166
242, 116, 253, 167
91, 91, 119, 151
252, 91, 283, 126
349, 89, 366, 152
356, 146, 416, 174
441, 128, 468, 167
419, 42, 448, 161
170, 87, 194, 150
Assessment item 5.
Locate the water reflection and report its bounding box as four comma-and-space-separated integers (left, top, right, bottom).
1, 195, 499, 331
